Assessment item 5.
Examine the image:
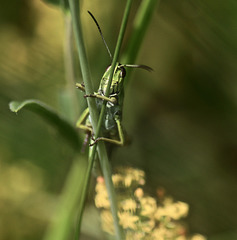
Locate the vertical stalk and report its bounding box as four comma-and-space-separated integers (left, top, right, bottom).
121, 0, 160, 84
64, 12, 80, 120
68, 0, 98, 121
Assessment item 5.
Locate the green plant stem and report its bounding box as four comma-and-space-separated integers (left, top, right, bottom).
121, 0, 160, 84
68, 0, 126, 239
68, 0, 97, 119
64, 12, 80, 121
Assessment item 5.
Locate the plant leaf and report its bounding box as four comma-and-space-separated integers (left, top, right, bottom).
9, 99, 80, 151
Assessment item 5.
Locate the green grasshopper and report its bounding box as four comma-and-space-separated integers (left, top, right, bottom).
76, 11, 152, 147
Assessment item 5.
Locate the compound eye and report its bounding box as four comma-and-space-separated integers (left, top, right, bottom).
120, 67, 126, 78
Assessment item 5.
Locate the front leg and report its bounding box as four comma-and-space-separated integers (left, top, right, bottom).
89, 118, 124, 147
76, 83, 117, 104
84, 93, 117, 104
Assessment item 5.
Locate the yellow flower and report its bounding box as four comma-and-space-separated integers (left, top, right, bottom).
134, 188, 144, 199
118, 212, 139, 230
175, 202, 189, 219
130, 168, 145, 182
95, 178, 110, 208
167, 202, 189, 220
116, 167, 145, 187
121, 199, 137, 212
151, 226, 171, 240
95, 177, 106, 193
155, 201, 189, 220
126, 231, 146, 240
140, 196, 157, 217
94, 192, 110, 209
112, 174, 123, 185
139, 219, 155, 233
155, 206, 168, 220
124, 174, 133, 187
191, 234, 207, 240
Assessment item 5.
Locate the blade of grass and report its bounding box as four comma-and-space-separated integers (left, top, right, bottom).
63, 11, 80, 121
121, 0, 160, 84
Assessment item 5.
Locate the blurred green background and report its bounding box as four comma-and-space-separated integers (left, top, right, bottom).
0, 0, 237, 239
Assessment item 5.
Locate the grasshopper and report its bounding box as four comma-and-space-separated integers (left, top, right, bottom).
76, 11, 152, 147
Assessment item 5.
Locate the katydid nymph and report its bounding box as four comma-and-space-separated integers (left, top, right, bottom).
76, 11, 152, 148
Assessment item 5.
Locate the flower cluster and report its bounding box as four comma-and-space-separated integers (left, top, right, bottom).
95, 167, 206, 240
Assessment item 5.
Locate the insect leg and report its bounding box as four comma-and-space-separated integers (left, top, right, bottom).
76, 108, 92, 133
89, 118, 124, 146
84, 93, 117, 104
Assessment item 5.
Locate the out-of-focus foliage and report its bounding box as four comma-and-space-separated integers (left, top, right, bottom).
0, 0, 237, 239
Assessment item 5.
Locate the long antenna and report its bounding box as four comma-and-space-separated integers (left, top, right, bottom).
88, 11, 113, 60
122, 64, 153, 72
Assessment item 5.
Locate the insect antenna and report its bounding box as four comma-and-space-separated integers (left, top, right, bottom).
88, 11, 113, 60
122, 64, 153, 72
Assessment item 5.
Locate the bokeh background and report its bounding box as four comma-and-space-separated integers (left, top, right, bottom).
0, 0, 237, 239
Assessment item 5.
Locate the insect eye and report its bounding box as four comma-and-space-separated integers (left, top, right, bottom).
119, 67, 126, 78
